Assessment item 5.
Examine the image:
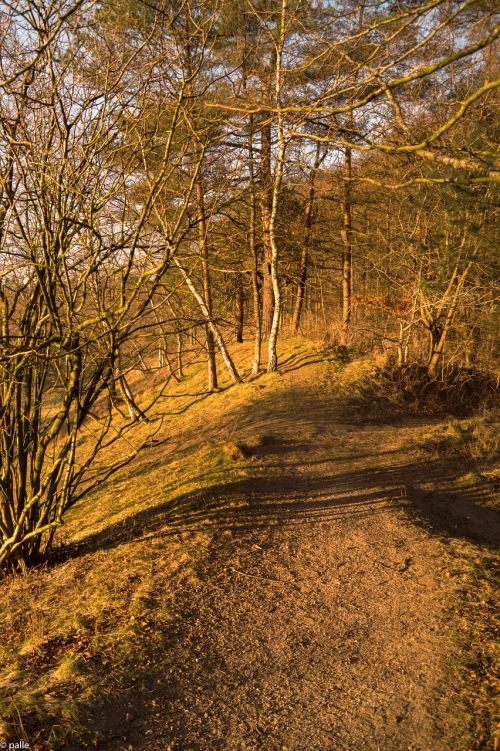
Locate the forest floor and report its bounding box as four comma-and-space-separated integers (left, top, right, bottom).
0, 340, 498, 751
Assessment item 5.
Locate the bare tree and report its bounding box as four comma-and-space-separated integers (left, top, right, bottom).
0, 0, 204, 570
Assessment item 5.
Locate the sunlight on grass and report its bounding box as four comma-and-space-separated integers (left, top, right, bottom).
0, 337, 320, 747
1, 337, 497, 749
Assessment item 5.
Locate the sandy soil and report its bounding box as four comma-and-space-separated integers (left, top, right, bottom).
90, 369, 499, 751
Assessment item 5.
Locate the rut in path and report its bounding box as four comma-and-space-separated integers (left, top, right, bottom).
92, 373, 498, 751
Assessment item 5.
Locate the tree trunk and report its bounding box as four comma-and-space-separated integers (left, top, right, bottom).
339, 144, 353, 350
427, 262, 472, 377
249, 114, 262, 375
176, 325, 184, 378
173, 258, 241, 384
195, 172, 218, 392
235, 275, 244, 343
291, 141, 322, 335
118, 374, 148, 422
267, 0, 287, 373
108, 370, 120, 405
260, 116, 274, 339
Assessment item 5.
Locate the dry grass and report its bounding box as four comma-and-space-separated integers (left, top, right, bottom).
415, 412, 500, 498
0, 336, 321, 748
342, 356, 499, 419
0, 337, 497, 749
0, 528, 211, 747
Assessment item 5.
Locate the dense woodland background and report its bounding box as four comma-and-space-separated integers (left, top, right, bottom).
0, 0, 498, 571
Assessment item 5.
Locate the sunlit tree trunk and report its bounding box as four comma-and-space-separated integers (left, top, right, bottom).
173, 258, 241, 384
291, 141, 322, 335
248, 114, 261, 375
427, 266, 472, 377
176, 322, 184, 379
267, 0, 288, 372
339, 144, 353, 350
235, 275, 244, 342
260, 115, 274, 339
195, 166, 218, 392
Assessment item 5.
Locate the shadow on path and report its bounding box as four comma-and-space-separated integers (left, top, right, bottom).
53, 366, 499, 751
73, 448, 499, 561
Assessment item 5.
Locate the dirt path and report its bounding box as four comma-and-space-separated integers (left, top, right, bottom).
96, 369, 498, 751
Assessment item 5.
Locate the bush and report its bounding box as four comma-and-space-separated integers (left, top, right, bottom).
356, 359, 498, 417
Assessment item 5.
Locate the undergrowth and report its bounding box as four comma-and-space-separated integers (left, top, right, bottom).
372, 361, 498, 416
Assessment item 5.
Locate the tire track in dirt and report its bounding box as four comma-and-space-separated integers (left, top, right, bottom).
97, 372, 497, 751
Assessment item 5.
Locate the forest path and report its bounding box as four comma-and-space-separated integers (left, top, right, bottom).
98, 358, 499, 751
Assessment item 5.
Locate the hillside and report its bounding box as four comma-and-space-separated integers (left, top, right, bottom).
0, 340, 498, 750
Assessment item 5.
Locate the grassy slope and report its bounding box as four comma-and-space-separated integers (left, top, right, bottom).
0, 338, 328, 748
0, 337, 497, 749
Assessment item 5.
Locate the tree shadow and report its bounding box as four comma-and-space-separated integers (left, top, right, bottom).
70, 447, 499, 562
38, 372, 499, 750
67, 367, 500, 561
58, 433, 498, 750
